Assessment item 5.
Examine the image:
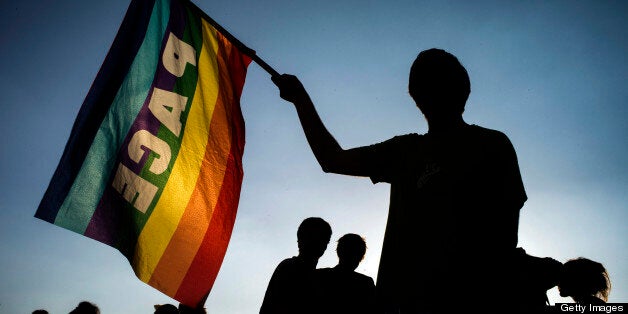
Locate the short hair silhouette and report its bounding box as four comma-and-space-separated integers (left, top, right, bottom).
32, 310, 49, 314
69, 301, 100, 314
178, 303, 206, 314
336, 233, 367, 270
154, 303, 179, 314
559, 257, 611, 303
296, 216, 332, 259
297, 217, 332, 241
408, 48, 471, 116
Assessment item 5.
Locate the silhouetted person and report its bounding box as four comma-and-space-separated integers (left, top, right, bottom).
260, 217, 333, 314
178, 303, 207, 314
32, 310, 49, 314
510, 248, 563, 314
313, 233, 378, 314
68, 301, 100, 314
558, 257, 611, 305
155, 303, 179, 314
273, 48, 527, 313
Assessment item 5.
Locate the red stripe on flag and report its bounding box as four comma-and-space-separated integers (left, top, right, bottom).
174, 148, 242, 306
173, 31, 250, 307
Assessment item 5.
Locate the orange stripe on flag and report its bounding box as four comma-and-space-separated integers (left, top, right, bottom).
175, 142, 242, 305
174, 32, 248, 307
147, 25, 237, 296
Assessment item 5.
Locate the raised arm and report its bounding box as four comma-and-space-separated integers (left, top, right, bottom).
272, 74, 372, 177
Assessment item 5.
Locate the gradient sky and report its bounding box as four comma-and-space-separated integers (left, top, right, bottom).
1, 0, 626, 313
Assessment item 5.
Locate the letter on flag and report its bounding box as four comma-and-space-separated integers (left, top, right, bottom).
35, 0, 252, 307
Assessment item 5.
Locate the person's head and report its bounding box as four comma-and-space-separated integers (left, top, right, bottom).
336, 233, 367, 271
408, 48, 470, 120
32, 310, 49, 314
154, 303, 179, 314
296, 217, 332, 260
559, 257, 611, 302
178, 303, 207, 314
69, 301, 100, 314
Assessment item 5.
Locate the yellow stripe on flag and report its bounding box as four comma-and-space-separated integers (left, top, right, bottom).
133, 23, 221, 282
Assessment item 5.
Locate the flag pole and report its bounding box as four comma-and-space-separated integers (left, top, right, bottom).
187, 0, 280, 78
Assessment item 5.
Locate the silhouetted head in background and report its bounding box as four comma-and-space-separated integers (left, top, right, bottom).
409, 48, 471, 122
154, 303, 179, 314
68, 301, 100, 314
297, 217, 332, 262
178, 303, 207, 314
336, 233, 367, 271
559, 257, 611, 304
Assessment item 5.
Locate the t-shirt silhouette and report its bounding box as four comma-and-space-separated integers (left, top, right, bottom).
364, 124, 527, 312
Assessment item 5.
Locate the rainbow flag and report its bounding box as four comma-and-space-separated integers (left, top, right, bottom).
35, 0, 251, 307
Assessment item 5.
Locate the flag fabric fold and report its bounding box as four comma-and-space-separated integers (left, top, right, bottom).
35, 0, 251, 307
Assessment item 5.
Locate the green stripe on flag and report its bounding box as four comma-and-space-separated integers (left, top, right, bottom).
130, 4, 204, 234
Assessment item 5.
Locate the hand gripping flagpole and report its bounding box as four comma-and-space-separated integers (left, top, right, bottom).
187, 0, 280, 78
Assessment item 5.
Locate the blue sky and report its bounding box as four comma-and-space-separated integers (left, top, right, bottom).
1, 0, 626, 313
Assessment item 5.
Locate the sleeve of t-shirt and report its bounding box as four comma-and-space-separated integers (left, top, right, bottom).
358, 134, 415, 184
495, 131, 528, 210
